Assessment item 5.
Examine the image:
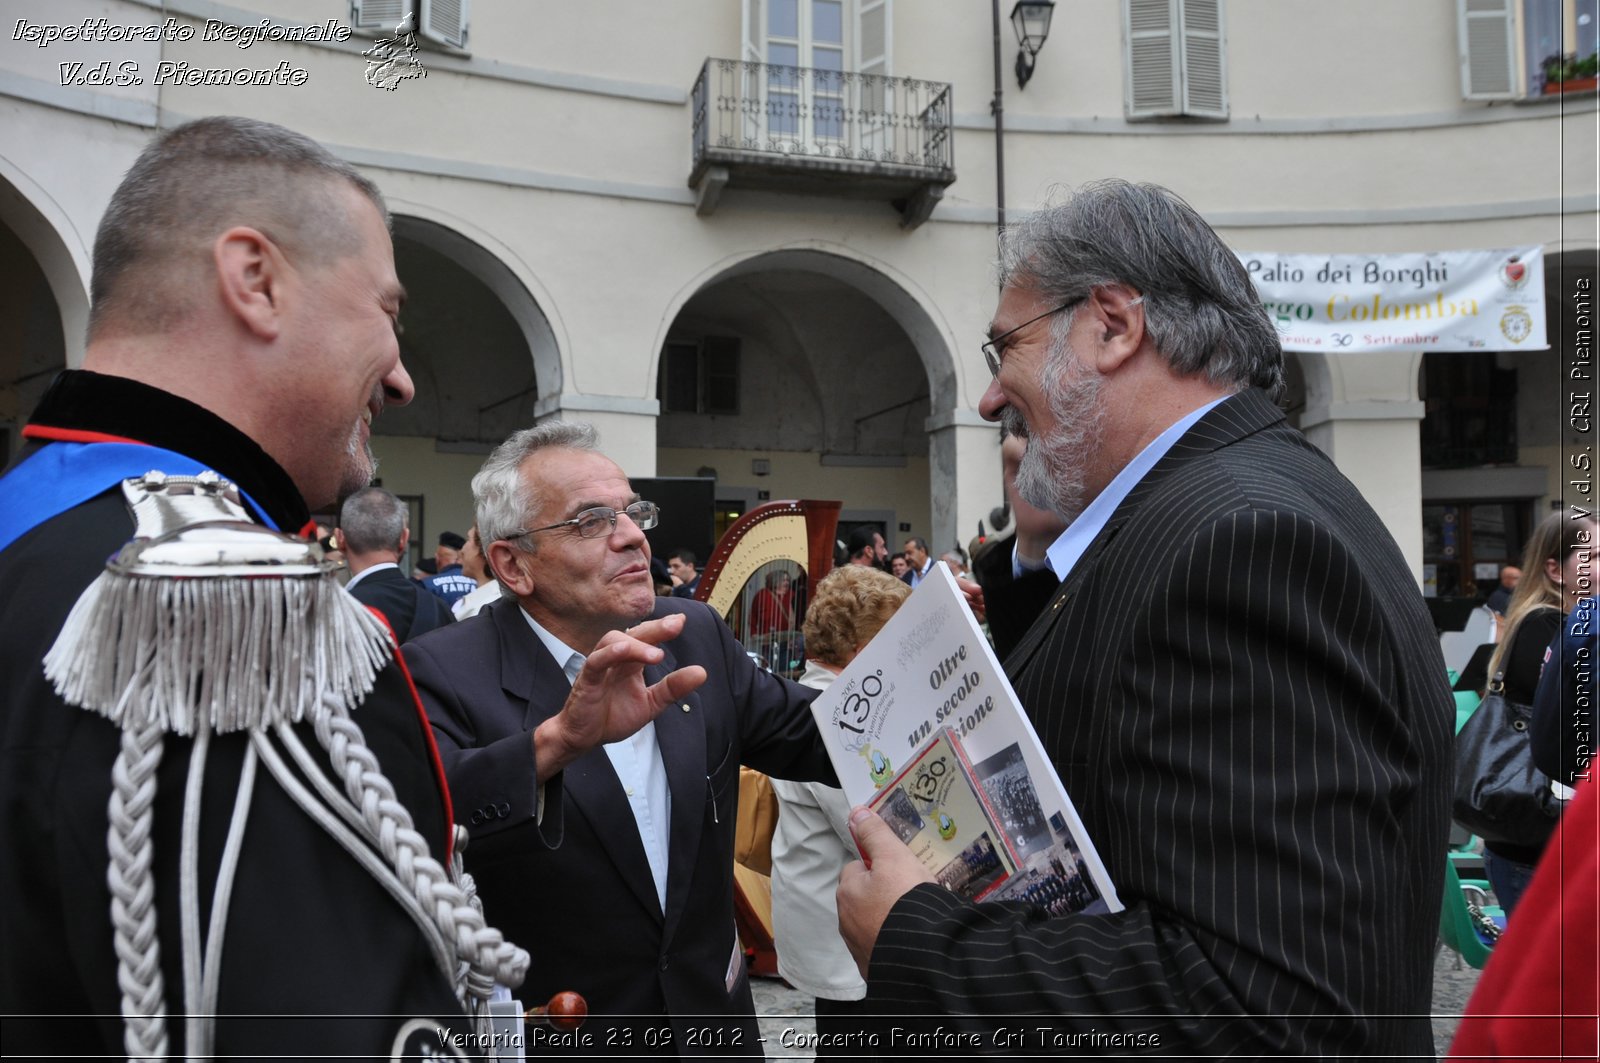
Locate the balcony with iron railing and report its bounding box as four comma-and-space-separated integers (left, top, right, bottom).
689, 58, 956, 229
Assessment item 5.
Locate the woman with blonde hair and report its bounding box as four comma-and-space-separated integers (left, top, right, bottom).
1476, 510, 1596, 912
769, 565, 910, 1054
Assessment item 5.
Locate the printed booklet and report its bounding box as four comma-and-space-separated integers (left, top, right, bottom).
810, 564, 1119, 913
868, 726, 1021, 900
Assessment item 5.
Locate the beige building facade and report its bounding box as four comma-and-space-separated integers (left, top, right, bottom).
2, 0, 1595, 589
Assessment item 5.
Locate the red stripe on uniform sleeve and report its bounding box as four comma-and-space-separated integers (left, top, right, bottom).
23, 425, 146, 445
363, 604, 458, 859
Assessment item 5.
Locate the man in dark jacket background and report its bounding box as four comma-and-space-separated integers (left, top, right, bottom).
339, 486, 456, 641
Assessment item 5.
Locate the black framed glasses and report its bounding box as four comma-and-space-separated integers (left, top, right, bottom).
981, 294, 1143, 377
512, 500, 660, 540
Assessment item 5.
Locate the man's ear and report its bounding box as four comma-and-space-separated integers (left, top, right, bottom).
397, 525, 411, 556
1085, 284, 1146, 374
488, 541, 534, 597
333, 528, 348, 551
214, 226, 288, 341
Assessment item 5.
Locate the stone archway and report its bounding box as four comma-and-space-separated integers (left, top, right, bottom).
362, 215, 561, 552
650, 246, 968, 552
389, 214, 560, 437
0, 172, 85, 460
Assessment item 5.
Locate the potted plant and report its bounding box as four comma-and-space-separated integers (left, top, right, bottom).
1543, 51, 1599, 94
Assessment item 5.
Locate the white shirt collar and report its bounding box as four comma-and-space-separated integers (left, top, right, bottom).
1045, 395, 1229, 582
344, 560, 400, 591
520, 607, 584, 678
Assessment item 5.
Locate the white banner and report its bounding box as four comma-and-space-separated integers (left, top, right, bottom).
1237, 247, 1546, 354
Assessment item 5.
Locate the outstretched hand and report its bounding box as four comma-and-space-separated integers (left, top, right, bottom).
532, 613, 707, 778
836, 806, 936, 979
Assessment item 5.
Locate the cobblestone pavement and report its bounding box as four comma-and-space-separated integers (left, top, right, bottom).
750, 949, 1483, 1060
750, 978, 814, 1060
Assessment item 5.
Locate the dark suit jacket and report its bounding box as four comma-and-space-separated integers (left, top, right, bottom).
404, 596, 832, 1057
866, 389, 1454, 1057
970, 533, 1060, 663
347, 564, 455, 642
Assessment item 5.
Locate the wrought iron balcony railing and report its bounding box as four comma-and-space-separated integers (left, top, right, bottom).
689, 57, 955, 229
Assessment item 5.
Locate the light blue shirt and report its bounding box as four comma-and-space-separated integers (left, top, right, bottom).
1037, 396, 1228, 582
521, 608, 672, 913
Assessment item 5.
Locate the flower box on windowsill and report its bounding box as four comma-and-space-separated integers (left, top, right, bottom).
1544, 76, 1599, 94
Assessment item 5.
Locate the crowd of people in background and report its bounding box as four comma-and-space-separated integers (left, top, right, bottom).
1470, 511, 1595, 914
4, 113, 1594, 1062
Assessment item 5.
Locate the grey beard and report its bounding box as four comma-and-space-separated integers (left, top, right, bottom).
1007, 348, 1104, 523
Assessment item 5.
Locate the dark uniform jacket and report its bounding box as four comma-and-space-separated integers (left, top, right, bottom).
0, 370, 475, 1058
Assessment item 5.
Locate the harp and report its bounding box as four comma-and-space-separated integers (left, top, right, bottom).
695, 499, 841, 680
692, 499, 840, 976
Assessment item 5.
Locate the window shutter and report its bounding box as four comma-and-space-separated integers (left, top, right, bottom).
742, 0, 763, 62
1459, 0, 1517, 100
857, 0, 892, 155
702, 337, 741, 415
857, 0, 891, 76
419, 0, 468, 49
1179, 0, 1227, 118
662, 342, 700, 414
351, 0, 410, 32
1125, 0, 1180, 118
740, 0, 763, 145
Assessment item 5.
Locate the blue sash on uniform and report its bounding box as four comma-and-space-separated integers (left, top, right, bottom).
0, 441, 276, 554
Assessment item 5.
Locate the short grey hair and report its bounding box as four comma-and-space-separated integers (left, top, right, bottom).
472, 421, 601, 551
338, 487, 408, 554
999, 179, 1283, 397
89, 115, 388, 340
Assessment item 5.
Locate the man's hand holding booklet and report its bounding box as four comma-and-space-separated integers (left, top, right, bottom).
813, 563, 1119, 916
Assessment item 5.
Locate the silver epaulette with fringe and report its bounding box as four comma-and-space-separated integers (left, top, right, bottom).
44, 471, 392, 732
44, 472, 528, 1063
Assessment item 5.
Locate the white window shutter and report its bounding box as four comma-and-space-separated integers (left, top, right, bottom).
1459, 0, 1517, 100
857, 0, 891, 76
1125, 0, 1180, 118
743, 0, 762, 62
741, 0, 763, 145
351, 0, 410, 32
1179, 0, 1227, 118
419, 0, 468, 49
857, 0, 893, 154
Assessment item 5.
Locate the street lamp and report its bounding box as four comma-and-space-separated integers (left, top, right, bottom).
1011, 1, 1056, 88
991, 0, 1057, 258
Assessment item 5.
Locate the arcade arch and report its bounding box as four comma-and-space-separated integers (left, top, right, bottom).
362, 216, 559, 551
0, 171, 85, 464
651, 248, 966, 551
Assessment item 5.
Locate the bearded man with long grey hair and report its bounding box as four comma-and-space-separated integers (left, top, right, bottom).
838, 179, 1453, 1058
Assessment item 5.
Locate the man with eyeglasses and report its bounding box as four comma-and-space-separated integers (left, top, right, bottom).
837, 179, 1453, 1057
403, 421, 832, 1057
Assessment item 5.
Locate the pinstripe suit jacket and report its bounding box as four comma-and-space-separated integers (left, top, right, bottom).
867, 389, 1452, 1058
